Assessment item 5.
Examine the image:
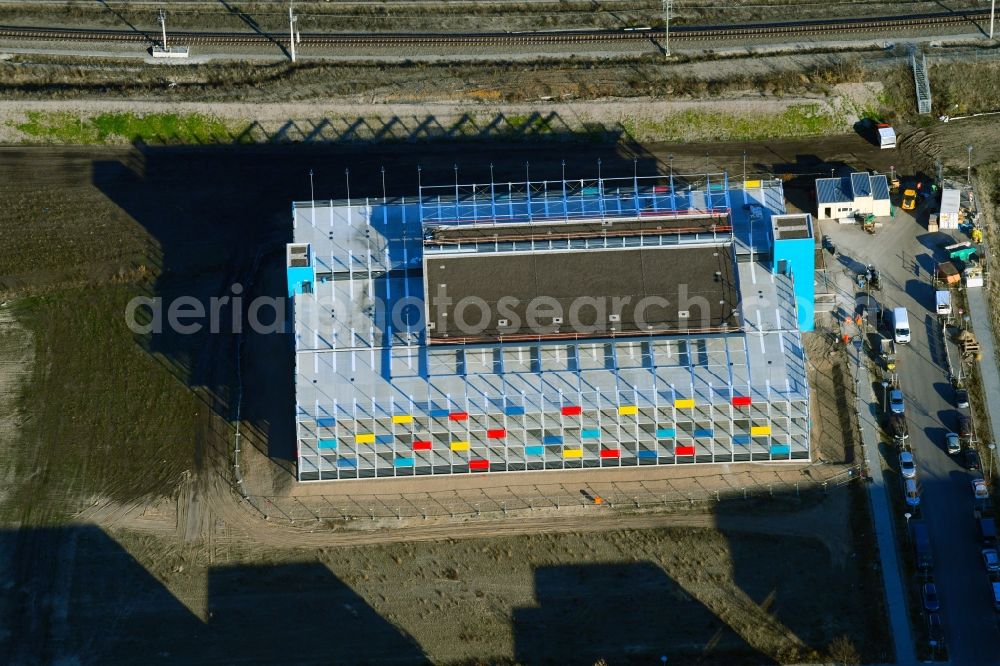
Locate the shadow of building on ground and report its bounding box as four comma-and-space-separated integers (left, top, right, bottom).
0, 525, 427, 665
91, 131, 660, 471
513, 562, 771, 665
768, 155, 857, 215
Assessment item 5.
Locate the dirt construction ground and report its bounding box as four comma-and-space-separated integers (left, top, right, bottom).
4, 117, 997, 663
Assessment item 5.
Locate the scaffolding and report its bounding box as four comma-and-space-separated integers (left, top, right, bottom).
288, 170, 809, 482
296, 335, 810, 481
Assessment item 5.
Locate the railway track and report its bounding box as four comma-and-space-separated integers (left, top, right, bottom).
0, 9, 990, 47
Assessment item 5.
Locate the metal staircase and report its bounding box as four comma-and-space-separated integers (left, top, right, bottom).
911, 47, 932, 115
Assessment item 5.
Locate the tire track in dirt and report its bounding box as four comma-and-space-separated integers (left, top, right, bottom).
89, 476, 854, 567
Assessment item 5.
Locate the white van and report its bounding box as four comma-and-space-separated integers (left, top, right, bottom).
893, 307, 911, 344
877, 124, 896, 149
935, 290, 952, 316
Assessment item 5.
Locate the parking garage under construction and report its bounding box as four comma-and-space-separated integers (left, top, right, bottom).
288, 171, 815, 481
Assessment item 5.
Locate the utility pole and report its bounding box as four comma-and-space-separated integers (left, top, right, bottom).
289, 3, 297, 63
991, 0, 996, 40
661, 0, 671, 57
158, 9, 167, 50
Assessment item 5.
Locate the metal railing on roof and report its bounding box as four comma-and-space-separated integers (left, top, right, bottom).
418, 172, 732, 227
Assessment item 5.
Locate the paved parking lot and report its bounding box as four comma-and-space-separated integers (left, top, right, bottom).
820, 199, 1000, 664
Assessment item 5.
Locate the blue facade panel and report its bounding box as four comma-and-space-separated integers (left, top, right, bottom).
773, 235, 815, 332
287, 265, 315, 297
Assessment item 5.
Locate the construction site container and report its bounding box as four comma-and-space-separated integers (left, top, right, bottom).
938, 262, 961, 285
940, 189, 961, 229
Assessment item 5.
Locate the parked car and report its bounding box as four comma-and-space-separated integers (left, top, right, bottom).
912, 520, 934, 571
887, 413, 909, 445
927, 612, 944, 646
946, 432, 961, 455
983, 548, 1000, 573
922, 583, 941, 612
980, 517, 998, 548
905, 478, 922, 507
955, 388, 970, 409
973, 478, 990, 500
902, 188, 918, 211
889, 389, 905, 414
963, 448, 981, 471
899, 450, 917, 479
959, 414, 973, 444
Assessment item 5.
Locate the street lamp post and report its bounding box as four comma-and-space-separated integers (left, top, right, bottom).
967, 144, 974, 185
882, 380, 890, 411
904, 511, 912, 538
989, 442, 997, 474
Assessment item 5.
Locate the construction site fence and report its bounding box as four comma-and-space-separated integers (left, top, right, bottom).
234, 465, 863, 524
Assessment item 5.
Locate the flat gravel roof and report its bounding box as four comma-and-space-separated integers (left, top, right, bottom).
425, 244, 738, 341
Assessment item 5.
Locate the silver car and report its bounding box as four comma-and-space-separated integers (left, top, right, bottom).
899, 451, 917, 479
946, 432, 961, 455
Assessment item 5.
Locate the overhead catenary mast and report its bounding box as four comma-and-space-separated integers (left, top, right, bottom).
288, 4, 297, 62
158, 8, 167, 50
151, 7, 188, 58
661, 0, 671, 56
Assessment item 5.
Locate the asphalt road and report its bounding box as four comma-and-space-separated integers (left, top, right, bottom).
823, 202, 1000, 664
